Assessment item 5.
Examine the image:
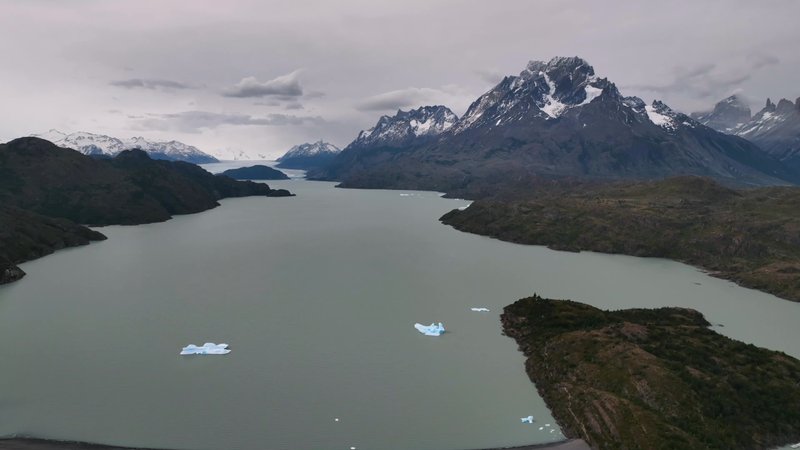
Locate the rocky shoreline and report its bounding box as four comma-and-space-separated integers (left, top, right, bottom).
0, 438, 590, 450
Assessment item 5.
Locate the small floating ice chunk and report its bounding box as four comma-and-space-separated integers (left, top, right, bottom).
180, 342, 230, 355
470, 307, 490, 312
538, 426, 544, 430
521, 415, 534, 424
414, 322, 445, 336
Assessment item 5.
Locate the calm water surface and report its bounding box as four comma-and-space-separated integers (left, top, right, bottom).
1, 179, 799, 450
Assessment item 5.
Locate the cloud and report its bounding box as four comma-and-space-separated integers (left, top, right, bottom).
110, 78, 193, 90
223, 70, 304, 98
135, 110, 324, 133
475, 68, 504, 85
625, 53, 780, 101
355, 87, 451, 111
284, 102, 304, 110
748, 53, 780, 70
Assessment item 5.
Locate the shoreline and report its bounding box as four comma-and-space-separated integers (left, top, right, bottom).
0, 438, 591, 450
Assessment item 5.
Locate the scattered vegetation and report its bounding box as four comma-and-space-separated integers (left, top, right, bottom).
442, 176, 800, 302
502, 295, 800, 449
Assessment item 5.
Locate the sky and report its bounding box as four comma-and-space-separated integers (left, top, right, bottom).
1, 0, 799, 159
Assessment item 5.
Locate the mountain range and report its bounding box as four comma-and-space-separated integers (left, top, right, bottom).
276, 140, 341, 170
315, 57, 797, 195
32, 130, 220, 164
693, 96, 800, 172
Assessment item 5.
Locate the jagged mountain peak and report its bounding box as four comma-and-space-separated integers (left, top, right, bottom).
453, 56, 619, 133
690, 95, 751, 133
348, 105, 458, 150
776, 98, 796, 113
279, 140, 341, 160
276, 140, 342, 170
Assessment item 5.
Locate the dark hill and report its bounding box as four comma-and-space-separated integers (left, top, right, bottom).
442, 176, 800, 302
0, 138, 292, 226
502, 295, 800, 449
0, 137, 293, 284
221, 165, 289, 180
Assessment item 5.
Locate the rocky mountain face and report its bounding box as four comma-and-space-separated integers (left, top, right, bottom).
316, 57, 795, 195
693, 96, 800, 172
276, 140, 341, 170
346, 105, 458, 150
32, 130, 219, 164
690, 95, 752, 132
736, 97, 800, 171
0, 137, 292, 283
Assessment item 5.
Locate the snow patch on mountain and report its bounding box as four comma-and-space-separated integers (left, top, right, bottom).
644, 101, 685, 131
278, 141, 340, 160
346, 105, 458, 150
452, 56, 615, 133
540, 73, 568, 119
32, 130, 218, 163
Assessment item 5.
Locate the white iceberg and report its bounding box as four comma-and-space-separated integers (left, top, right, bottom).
414, 322, 445, 336
470, 307, 490, 312
521, 415, 534, 424
180, 342, 230, 355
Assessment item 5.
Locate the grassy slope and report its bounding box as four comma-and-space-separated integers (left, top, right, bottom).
442, 176, 800, 302
502, 295, 800, 450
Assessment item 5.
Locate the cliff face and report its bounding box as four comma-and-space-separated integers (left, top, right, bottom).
501, 295, 800, 450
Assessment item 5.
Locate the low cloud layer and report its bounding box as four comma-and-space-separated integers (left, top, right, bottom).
626, 53, 782, 104
110, 78, 193, 90
137, 110, 324, 133
223, 71, 304, 98
356, 87, 454, 112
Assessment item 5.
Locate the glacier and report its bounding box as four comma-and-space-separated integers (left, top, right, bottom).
180, 343, 231, 355
414, 322, 445, 336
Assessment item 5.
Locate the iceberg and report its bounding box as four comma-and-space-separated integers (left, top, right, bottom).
180, 342, 230, 355
470, 307, 490, 312
414, 322, 445, 336
521, 415, 534, 424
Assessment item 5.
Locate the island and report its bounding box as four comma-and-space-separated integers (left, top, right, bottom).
502, 294, 800, 449
442, 176, 800, 302
220, 164, 290, 180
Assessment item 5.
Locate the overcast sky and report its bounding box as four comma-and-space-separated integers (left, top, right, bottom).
1, 0, 798, 159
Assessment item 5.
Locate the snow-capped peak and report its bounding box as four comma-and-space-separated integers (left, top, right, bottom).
278, 140, 341, 160
347, 105, 458, 150
452, 56, 614, 133
31, 130, 218, 163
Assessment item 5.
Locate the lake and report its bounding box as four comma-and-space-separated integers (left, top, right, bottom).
1, 178, 799, 450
